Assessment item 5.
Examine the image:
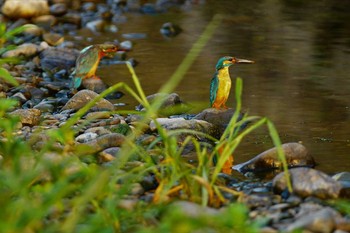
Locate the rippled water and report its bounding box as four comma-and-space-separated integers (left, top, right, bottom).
78, 0, 350, 174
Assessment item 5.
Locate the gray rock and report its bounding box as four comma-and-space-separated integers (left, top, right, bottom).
1, 0, 49, 19
160, 22, 182, 37
241, 194, 273, 209
233, 143, 315, 173
285, 208, 336, 233
2, 43, 43, 58
169, 201, 219, 218
149, 118, 220, 139
40, 47, 79, 76
61, 90, 115, 111
120, 40, 132, 50
273, 168, 342, 199
33, 102, 55, 113
10, 108, 41, 126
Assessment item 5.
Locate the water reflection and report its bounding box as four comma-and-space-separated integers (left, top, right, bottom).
91, 0, 350, 173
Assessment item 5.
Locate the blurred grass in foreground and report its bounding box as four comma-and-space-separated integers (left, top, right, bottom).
0, 16, 290, 232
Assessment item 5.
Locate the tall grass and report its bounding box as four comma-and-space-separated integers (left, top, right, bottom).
0, 15, 291, 232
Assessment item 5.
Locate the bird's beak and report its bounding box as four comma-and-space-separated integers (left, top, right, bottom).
235, 58, 255, 64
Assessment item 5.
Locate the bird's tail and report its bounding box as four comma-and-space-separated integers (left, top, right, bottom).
72, 77, 82, 89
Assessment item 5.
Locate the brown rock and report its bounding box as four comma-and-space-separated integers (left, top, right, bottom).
194, 108, 246, 134
233, 143, 315, 173
61, 90, 115, 111
10, 108, 41, 126
2, 43, 43, 58
83, 133, 125, 153
2, 0, 50, 19
40, 47, 79, 76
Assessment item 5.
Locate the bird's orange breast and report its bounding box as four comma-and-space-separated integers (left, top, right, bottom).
213, 68, 231, 106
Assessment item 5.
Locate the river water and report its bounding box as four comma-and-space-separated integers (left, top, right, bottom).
77, 0, 350, 174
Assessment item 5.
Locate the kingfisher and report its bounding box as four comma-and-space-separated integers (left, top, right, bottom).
210, 56, 254, 109
72, 44, 119, 89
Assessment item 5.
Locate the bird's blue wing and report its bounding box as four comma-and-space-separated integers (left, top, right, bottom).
210, 73, 219, 107
73, 77, 82, 89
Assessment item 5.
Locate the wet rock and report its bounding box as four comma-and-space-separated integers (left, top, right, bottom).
333, 172, 350, 188
1, 0, 50, 19
42, 32, 64, 46
10, 108, 41, 126
61, 90, 115, 111
241, 194, 273, 209
136, 93, 190, 116
122, 33, 147, 39
120, 40, 132, 51
40, 47, 79, 76
194, 108, 246, 134
2, 43, 43, 58
50, 3, 68, 16
233, 143, 315, 173
83, 133, 125, 153
140, 174, 158, 191
149, 118, 220, 139
273, 168, 342, 199
160, 22, 182, 37
285, 208, 336, 233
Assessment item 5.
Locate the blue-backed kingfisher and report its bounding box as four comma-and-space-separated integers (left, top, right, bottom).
72, 44, 118, 89
210, 56, 254, 109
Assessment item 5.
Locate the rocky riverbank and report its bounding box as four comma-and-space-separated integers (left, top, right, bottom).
1, 1, 350, 232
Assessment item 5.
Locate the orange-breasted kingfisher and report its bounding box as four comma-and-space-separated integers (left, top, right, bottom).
72, 44, 119, 89
210, 56, 254, 109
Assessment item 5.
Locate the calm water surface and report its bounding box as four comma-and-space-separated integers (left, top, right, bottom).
79, 0, 350, 174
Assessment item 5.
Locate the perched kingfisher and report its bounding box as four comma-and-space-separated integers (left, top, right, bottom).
72, 44, 118, 89
210, 56, 254, 109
